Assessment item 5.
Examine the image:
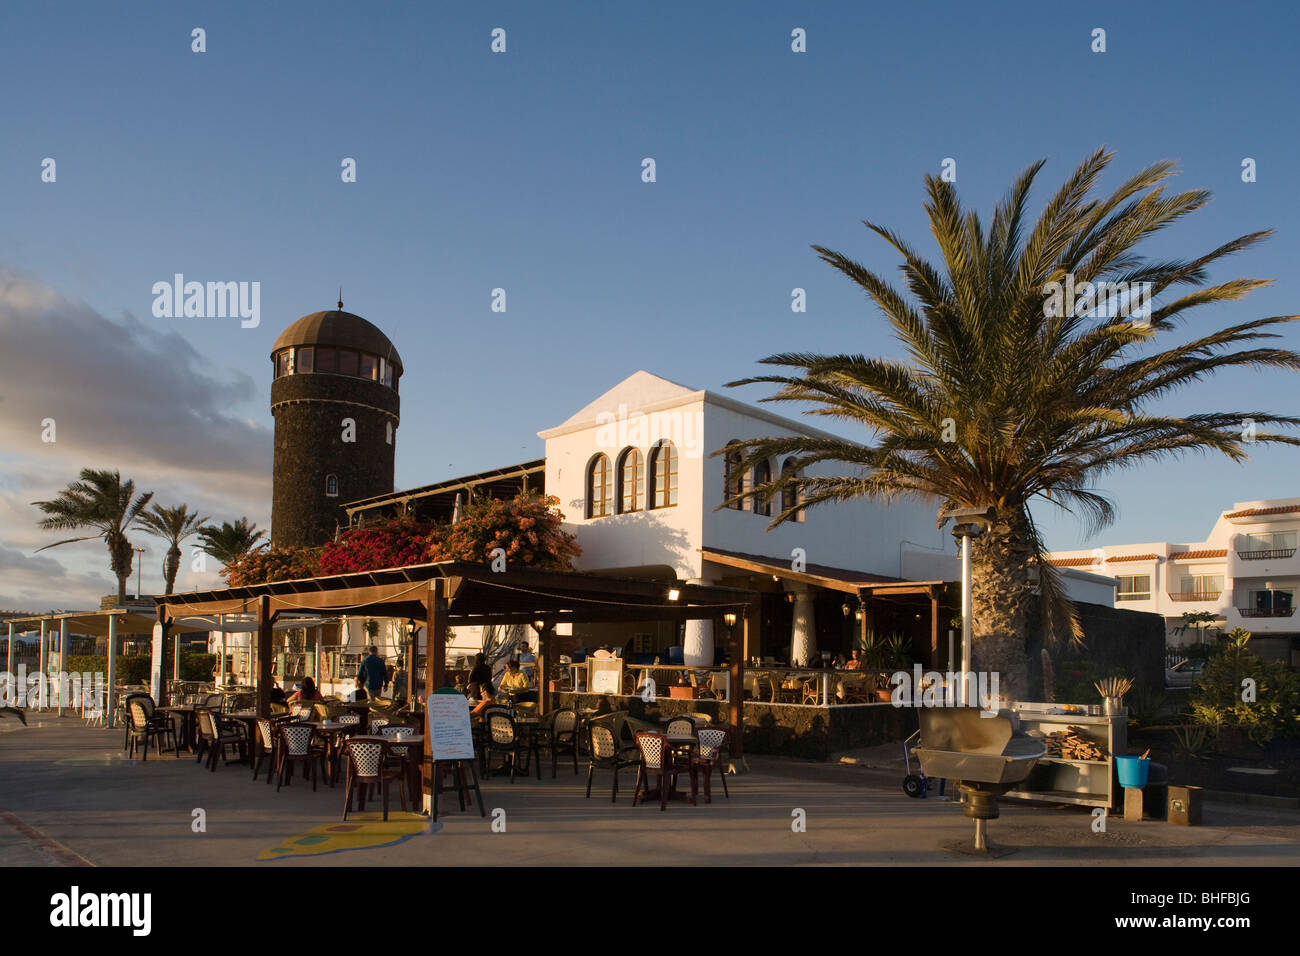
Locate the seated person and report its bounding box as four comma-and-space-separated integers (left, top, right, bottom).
288, 677, 322, 703
469, 681, 497, 718
467, 653, 493, 701
269, 686, 289, 706
843, 650, 863, 671
499, 659, 530, 692
345, 676, 368, 703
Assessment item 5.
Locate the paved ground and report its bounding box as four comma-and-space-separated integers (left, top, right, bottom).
2, 716, 1298, 866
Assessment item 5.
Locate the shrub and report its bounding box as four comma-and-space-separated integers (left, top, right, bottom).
428, 491, 581, 570
319, 516, 435, 575
1189, 629, 1300, 746
223, 546, 321, 586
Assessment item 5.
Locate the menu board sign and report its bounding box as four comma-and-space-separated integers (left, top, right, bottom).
427, 693, 476, 761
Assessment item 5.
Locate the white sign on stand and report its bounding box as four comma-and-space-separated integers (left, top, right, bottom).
427, 693, 476, 761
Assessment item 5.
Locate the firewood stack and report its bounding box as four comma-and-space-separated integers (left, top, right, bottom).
1032, 726, 1108, 761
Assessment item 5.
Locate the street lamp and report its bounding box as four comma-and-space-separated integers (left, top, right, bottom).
133, 547, 146, 599
948, 507, 995, 706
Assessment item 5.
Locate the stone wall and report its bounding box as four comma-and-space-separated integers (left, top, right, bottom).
270, 373, 399, 548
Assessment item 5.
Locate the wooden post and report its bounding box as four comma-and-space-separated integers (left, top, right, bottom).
536, 623, 553, 716
423, 578, 448, 810
106, 615, 118, 728
733, 602, 757, 765
256, 595, 273, 716
929, 587, 940, 670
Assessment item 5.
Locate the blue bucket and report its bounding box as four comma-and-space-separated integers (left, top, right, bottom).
1115, 756, 1150, 789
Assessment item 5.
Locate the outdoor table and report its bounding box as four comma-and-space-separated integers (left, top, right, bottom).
498, 717, 543, 780
308, 721, 362, 785
340, 702, 372, 733
222, 710, 261, 764
155, 705, 197, 753
354, 734, 424, 811
640, 733, 699, 806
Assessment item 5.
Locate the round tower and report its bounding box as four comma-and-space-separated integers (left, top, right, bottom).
270, 302, 401, 548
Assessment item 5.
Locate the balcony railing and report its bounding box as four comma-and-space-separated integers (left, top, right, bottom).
1168, 591, 1223, 602
1236, 548, 1297, 560
1237, 607, 1296, 618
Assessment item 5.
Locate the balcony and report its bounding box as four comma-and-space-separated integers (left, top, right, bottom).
1236, 607, 1296, 618
1168, 591, 1223, 602
1236, 548, 1297, 560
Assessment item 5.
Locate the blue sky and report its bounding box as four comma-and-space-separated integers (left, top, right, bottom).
3, 0, 1299, 607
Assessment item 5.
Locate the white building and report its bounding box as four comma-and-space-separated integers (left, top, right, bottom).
343, 370, 1117, 674
1049, 497, 1300, 664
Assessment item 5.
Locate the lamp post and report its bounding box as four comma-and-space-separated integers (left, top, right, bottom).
133, 547, 146, 599
404, 618, 419, 702
948, 507, 995, 706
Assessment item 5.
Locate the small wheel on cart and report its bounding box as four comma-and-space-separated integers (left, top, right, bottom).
902, 774, 925, 798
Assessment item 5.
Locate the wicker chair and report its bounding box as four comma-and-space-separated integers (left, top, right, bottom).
632, 731, 696, 810
195, 707, 248, 771
121, 693, 159, 751
342, 739, 406, 821
276, 723, 327, 791
252, 718, 278, 782
585, 723, 639, 802
484, 712, 539, 783
126, 699, 177, 760
696, 726, 731, 801
539, 708, 580, 778
665, 715, 696, 736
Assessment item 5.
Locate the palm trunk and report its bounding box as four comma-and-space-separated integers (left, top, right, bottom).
164, 546, 181, 595
969, 508, 1032, 699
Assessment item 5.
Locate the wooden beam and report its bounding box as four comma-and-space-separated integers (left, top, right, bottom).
727, 616, 744, 764
930, 587, 940, 668
256, 595, 273, 717
423, 578, 447, 808
536, 623, 553, 717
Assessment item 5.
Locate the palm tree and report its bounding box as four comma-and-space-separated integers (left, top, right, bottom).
137, 504, 210, 595
33, 469, 154, 605
197, 518, 267, 567
723, 148, 1300, 695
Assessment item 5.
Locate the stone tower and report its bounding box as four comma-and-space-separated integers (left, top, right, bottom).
270, 303, 402, 548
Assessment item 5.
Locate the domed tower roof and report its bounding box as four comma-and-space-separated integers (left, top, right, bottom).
272, 307, 403, 375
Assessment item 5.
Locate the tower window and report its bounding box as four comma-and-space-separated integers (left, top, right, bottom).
326, 475, 339, 498
386, 422, 393, 445
315, 348, 337, 373
296, 347, 314, 373
336, 350, 359, 376
649, 441, 678, 509
587, 454, 613, 518
359, 354, 377, 381
275, 350, 294, 378
617, 448, 643, 514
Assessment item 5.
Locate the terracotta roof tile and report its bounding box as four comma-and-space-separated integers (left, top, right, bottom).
1049, 557, 1099, 567
1170, 549, 1227, 560
1224, 505, 1300, 519
1107, 553, 1161, 562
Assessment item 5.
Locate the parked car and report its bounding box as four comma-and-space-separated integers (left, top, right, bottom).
1165, 658, 1206, 689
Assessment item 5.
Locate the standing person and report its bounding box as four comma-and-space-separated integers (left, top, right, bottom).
467, 653, 492, 701
357, 646, 387, 699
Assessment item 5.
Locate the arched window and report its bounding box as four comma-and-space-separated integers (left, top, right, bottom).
385, 421, 393, 445
325, 474, 339, 498
723, 442, 745, 511
753, 459, 772, 517
782, 457, 805, 522
587, 454, 613, 518
617, 448, 643, 514
649, 441, 678, 509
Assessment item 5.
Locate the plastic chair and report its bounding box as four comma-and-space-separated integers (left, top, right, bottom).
342, 739, 406, 821
696, 726, 731, 801
632, 731, 697, 810
276, 723, 327, 792
585, 724, 639, 802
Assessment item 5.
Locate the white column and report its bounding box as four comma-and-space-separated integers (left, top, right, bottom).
150, 623, 164, 702
219, 615, 227, 686
683, 618, 714, 667
38, 620, 48, 710
960, 535, 972, 706
106, 615, 118, 728
57, 618, 68, 715
791, 591, 816, 666
4, 623, 13, 709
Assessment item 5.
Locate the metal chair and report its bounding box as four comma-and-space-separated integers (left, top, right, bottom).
585, 723, 639, 802
665, 715, 696, 736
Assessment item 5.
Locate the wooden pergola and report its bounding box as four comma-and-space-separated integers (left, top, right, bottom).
155, 561, 757, 802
